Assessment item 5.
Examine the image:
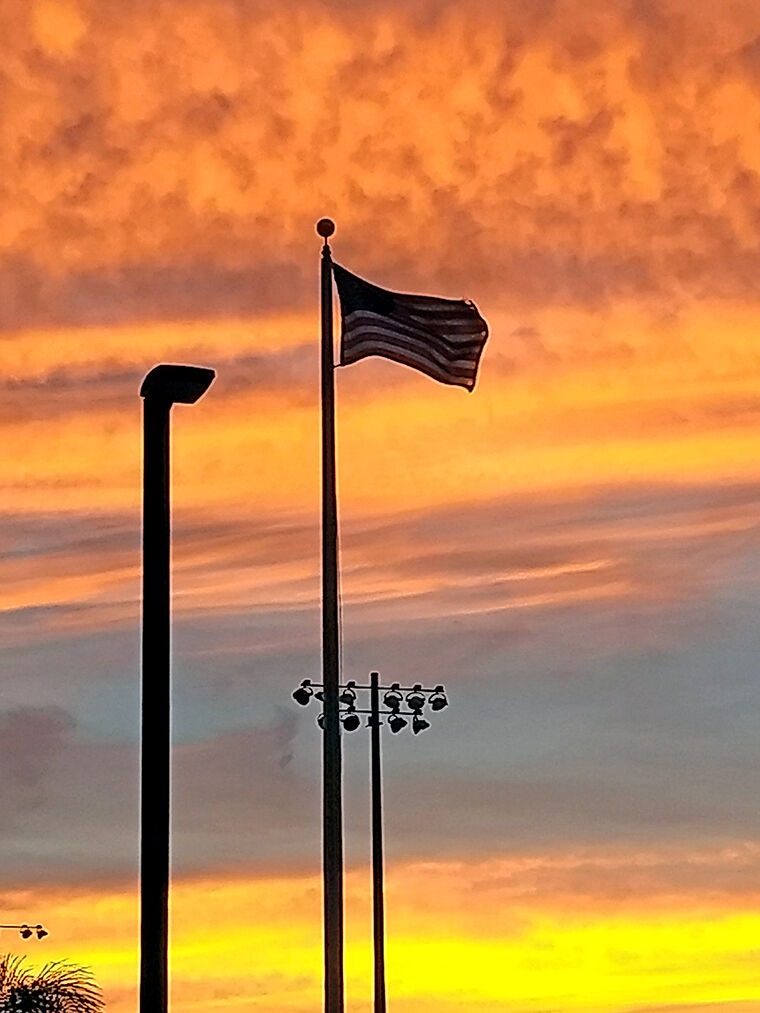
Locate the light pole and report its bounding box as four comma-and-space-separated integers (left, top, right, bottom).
292, 672, 449, 1013
369, 672, 385, 1013
0, 924, 48, 940
139, 364, 215, 1013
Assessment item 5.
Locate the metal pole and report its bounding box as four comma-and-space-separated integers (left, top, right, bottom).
140, 395, 171, 1013
139, 365, 214, 1013
370, 671, 387, 1013
318, 218, 344, 1013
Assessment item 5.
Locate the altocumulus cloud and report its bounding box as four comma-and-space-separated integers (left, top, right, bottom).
4, 0, 760, 329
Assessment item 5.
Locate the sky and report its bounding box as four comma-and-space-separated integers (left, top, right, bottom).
2, 0, 760, 1009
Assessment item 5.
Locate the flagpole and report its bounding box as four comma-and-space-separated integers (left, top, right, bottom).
317, 217, 344, 1013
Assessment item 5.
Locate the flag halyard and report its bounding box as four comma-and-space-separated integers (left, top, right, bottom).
333, 262, 489, 391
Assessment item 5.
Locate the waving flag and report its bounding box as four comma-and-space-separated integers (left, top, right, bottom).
333, 262, 489, 391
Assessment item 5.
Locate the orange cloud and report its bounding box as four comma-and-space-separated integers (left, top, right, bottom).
2, 297, 760, 522
3, 0, 760, 329
32, 0, 87, 56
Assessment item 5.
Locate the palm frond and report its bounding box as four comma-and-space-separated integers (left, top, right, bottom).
0, 955, 104, 1012
0, 954, 32, 993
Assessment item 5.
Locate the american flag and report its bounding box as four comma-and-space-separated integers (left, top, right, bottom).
333, 263, 489, 391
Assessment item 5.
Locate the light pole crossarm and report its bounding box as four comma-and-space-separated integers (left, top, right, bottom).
333, 708, 420, 717
300, 681, 447, 693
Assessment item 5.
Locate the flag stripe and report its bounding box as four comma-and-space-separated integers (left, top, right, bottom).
342, 339, 477, 388
396, 298, 478, 316
342, 326, 480, 383
394, 313, 487, 339
395, 299, 486, 326
333, 262, 489, 391
343, 310, 485, 354
395, 294, 474, 312
343, 334, 477, 379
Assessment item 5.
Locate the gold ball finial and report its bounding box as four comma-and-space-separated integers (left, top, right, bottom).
316, 218, 335, 238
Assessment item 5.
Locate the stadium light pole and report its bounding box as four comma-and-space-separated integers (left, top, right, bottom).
368, 671, 386, 1013
292, 672, 448, 1013
139, 364, 215, 1013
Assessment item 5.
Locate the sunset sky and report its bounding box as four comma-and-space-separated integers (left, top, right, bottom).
2, 0, 760, 1009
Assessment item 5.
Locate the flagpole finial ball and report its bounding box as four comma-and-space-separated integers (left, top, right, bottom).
316, 218, 335, 238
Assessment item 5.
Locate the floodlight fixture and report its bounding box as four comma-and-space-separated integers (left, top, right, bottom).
429, 686, 448, 711
342, 709, 361, 732
388, 714, 407, 734
406, 684, 425, 712
20, 925, 32, 940
317, 712, 325, 730
339, 681, 357, 707
383, 684, 403, 712
35, 926, 48, 940
293, 680, 313, 706
412, 714, 430, 735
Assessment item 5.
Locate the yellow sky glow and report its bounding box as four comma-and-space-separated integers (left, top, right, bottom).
4, 850, 760, 1012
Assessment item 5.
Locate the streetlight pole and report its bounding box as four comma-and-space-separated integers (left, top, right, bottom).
139, 364, 214, 1013
369, 671, 386, 1013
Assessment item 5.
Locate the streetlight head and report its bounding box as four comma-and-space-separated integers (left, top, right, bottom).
140, 364, 215, 404
19, 926, 32, 940
412, 715, 430, 735
342, 710, 361, 732
35, 926, 48, 940
389, 714, 407, 734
